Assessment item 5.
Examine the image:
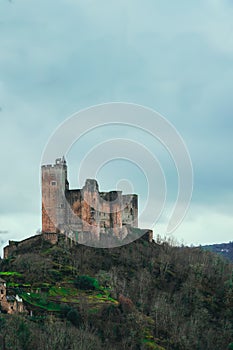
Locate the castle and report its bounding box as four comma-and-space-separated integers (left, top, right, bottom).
1, 158, 151, 315
3, 157, 152, 258
42, 157, 138, 242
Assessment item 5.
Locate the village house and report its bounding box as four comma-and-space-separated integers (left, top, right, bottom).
0, 277, 25, 314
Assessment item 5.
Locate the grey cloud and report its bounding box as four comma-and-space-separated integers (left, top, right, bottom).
0, 0, 233, 244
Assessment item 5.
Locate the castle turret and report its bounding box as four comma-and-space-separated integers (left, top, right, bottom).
41, 157, 68, 233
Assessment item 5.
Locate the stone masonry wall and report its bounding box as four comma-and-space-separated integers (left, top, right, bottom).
41, 159, 138, 238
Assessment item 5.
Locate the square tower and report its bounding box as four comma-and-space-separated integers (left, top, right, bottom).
41, 157, 69, 233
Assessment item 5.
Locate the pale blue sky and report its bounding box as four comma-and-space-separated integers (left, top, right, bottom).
0, 0, 233, 252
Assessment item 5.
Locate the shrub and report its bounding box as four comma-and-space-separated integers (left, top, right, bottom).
60, 304, 72, 317
118, 294, 134, 313
67, 308, 82, 327
74, 275, 99, 290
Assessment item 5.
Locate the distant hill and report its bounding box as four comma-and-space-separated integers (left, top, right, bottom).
202, 241, 233, 262
1, 234, 233, 349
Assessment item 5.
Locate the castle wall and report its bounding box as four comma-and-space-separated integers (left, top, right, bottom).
3, 235, 42, 259
65, 189, 83, 232
41, 159, 138, 238
3, 233, 58, 259
122, 194, 138, 227
43, 233, 58, 244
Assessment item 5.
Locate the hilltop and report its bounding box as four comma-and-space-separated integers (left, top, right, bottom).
0, 234, 233, 350
202, 241, 233, 262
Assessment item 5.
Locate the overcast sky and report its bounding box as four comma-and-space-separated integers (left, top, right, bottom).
0, 0, 233, 254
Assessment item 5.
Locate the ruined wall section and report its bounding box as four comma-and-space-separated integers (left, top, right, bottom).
3, 233, 58, 259
4, 235, 42, 259
65, 189, 82, 232
100, 191, 123, 237
65, 181, 127, 239
81, 179, 100, 237
65, 180, 102, 239
122, 194, 138, 228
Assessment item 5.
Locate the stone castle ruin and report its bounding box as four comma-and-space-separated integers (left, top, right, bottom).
3, 157, 152, 258
42, 157, 138, 243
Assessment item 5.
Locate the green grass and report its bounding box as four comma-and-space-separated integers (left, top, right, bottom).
20, 292, 61, 312
18, 283, 118, 314
7, 282, 31, 287
49, 286, 70, 297
88, 291, 118, 305
0, 271, 22, 277
88, 308, 99, 314
141, 339, 165, 350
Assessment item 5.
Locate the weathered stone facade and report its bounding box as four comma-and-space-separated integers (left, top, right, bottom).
0, 278, 25, 314
41, 158, 138, 239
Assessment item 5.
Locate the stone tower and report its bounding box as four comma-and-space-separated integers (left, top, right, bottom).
41, 157, 69, 233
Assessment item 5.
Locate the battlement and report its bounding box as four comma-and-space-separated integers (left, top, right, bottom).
41, 157, 67, 168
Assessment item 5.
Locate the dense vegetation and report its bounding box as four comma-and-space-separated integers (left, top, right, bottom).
0, 234, 233, 349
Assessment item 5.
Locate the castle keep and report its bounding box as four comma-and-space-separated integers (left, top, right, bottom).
42, 158, 138, 240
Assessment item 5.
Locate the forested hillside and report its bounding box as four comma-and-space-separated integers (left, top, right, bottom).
202, 241, 233, 262
0, 235, 233, 350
